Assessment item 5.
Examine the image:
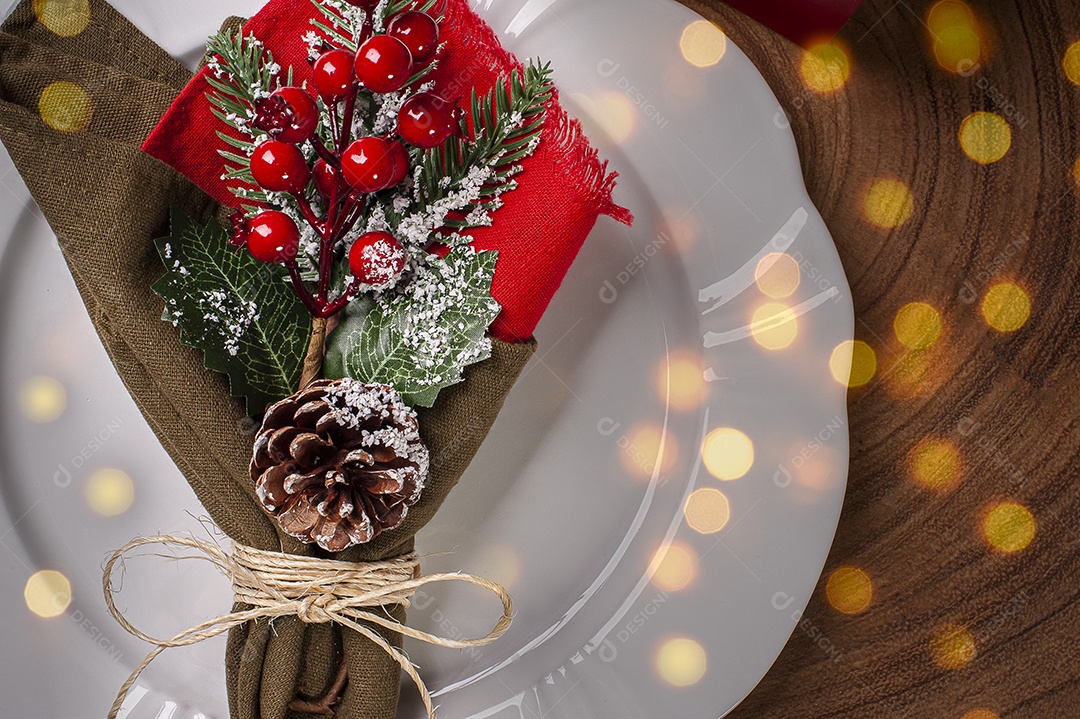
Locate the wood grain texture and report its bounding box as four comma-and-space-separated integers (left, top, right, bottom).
676, 0, 1080, 716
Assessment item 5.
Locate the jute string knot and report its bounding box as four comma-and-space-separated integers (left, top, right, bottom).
104, 535, 514, 719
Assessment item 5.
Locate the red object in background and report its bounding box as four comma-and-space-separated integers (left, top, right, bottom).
142, 0, 630, 344
725, 0, 864, 47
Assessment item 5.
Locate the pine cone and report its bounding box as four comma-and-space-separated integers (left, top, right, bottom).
250, 378, 429, 552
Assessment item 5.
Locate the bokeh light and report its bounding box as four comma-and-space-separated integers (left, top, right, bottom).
657, 350, 706, 411
909, 439, 962, 490
930, 624, 976, 669
39, 81, 92, 133
863, 178, 915, 228
656, 637, 708, 687
826, 567, 873, 615
474, 544, 522, 591
894, 302, 943, 350
20, 375, 67, 423
928, 0, 975, 29
33, 0, 91, 37
702, 427, 754, 481
755, 253, 800, 298
829, 339, 877, 387
1064, 40, 1080, 86
751, 302, 798, 350
579, 92, 636, 144
660, 204, 700, 252
801, 42, 851, 94
620, 425, 679, 479
650, 541, 698, 592
961, 711, 1000, 719
982, 501, 1035, 553
680, 20, 727, 68
927, 1, 983, 73
684, 488, 731, 534
85, 468, 135, 517
1072, 157, 1080, 191
981, 282, 1031, 332
24, 570, 72, 618
884, 351, 934, 399
959, 112, 1012, 164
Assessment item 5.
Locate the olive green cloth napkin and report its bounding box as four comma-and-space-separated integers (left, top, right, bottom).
0, 1, 535, 717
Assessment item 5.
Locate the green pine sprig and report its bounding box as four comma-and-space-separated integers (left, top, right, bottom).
204, 30, 292, 207
415, 60, 555, 231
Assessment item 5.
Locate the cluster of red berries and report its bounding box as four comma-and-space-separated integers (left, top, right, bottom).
231, 7, 460, 296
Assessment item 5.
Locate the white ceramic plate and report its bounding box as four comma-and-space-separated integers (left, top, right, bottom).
0, 0, 853, 717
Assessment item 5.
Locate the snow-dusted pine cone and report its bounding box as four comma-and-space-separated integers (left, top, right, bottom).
250, 378, 429, 552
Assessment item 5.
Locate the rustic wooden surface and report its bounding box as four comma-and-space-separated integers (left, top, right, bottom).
678, 0, 1080, 717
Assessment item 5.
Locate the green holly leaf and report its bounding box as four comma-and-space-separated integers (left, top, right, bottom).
324, 248, 501, 407
152, 207, 312, 415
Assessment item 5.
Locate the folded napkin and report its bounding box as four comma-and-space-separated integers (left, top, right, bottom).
0, 0, 629, 717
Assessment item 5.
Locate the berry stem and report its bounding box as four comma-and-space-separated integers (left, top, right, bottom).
313, 140, 339, 169
285, 261, 322, 317
292, 193, 323, 233
320, 282, 359, 317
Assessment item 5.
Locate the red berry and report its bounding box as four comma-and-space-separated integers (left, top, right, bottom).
313, 50, 356, 102
387, 12, 439, 65
254, 87, 319, 144
341, 136, 398, 193
228, 211, 250, 249
384, 139, 411, 187
354, 35, 413, 94
397, 92, 456, 148
250, 140, 311, 194
348, 231, 406, 286
312, 159, 338, 198
247, 211, 300, 264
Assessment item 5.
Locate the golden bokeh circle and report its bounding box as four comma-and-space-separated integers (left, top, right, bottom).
829, 339, 877, 387
24, 569, 72, 618
657, 351, 706, 411
39, 81, 92, 133
620, 425, 679, 479
927, 0, 976, 32
961, 711, 1000, 719
20, 375, 67, 423
884, 350, 933, 399
933, 25, 983, 73
33, 0, 91, 37
680, 20, 727, 68
909, 439, 962, 490
656, 637, 708, 687
863, 178, 915, 228
651, 542, 698, 593
702, 427, 754, 481
981, 282, 1031, 332
85, 468, 135, 517
982, 501, 1035, 553
684, 487, 731, 534
1064, 40, 1080, 86
801, 42, 851, 94
930, 624, 976, 669
580, 91, 636, 145
959, 112, 1012, 164
755, 252, 801, 298
826, 567, 873, 615
751, 302, 798, 350
894, 302, 943, 350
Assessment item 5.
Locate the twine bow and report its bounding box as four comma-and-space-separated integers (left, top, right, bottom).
103, 535, 514, 719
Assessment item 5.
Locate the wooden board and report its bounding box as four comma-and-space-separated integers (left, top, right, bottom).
676, 0, 1080, 716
